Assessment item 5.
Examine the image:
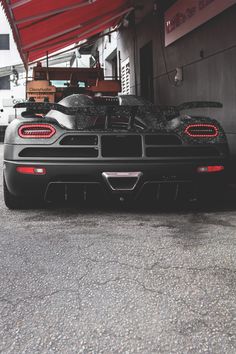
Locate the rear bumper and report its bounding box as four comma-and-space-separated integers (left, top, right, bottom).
4, 159, 228, 202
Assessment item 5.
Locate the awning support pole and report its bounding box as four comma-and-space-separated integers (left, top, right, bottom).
25, 52, 29, 100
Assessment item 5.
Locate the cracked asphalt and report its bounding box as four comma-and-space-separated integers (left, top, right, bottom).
0, 145, 236, 354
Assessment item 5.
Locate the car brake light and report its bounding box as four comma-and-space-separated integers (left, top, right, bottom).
18, 124, 56, 138
197, 165, 224, 173
16, 166, 46, 175
185, 124, 218, 137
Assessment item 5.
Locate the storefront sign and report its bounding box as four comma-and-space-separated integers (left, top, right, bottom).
27, 80, 56, 102
165, 0, 236, 46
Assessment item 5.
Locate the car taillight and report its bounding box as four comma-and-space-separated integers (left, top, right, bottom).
197, 165, 224, 173
18, 124, 56, 138
16, 166, 46, 175
184, 124, 218, 138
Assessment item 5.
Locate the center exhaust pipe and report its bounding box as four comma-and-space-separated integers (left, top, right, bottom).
102, 172, 143, 192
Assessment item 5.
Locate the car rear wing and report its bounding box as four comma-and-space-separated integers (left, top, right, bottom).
159, 101, 223, 120
14, 101, 223, 127
14, 100, 223, 112
14, 101, 79, 115
177, 101, 223, 110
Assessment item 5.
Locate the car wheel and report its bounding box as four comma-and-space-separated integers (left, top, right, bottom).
3, 176, 43, 210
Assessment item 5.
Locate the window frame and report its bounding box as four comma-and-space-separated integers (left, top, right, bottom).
0, 34, 10, 50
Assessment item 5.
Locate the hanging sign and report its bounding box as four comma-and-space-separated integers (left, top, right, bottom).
165, 0, 236, 46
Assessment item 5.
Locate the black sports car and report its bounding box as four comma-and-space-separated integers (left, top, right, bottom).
3, 94, 229, 209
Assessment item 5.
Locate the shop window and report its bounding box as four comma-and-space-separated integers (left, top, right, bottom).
0, 34, 10, 50
0, 76, 10, 90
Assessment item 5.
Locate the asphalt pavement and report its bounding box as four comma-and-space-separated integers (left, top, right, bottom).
0, 144, 235, 354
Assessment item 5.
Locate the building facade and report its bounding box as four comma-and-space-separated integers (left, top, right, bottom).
113, 0, 236, 159
92, 31, 119, 86
0, 6, 26, 127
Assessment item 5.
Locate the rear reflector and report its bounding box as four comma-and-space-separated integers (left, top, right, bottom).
16, 166, 46, 175
18, 124, 56, 138
197, 165, 224, 173
185, 124, 218, 137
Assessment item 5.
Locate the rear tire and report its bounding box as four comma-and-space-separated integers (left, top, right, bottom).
3, 176, 43, 210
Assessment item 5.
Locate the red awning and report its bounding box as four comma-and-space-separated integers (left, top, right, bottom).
1, 0, 133, 65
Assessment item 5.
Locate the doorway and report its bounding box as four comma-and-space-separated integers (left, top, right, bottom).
140, 41, 154, 102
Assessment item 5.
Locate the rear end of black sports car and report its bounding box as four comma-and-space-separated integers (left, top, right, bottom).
3, 95, 229, 209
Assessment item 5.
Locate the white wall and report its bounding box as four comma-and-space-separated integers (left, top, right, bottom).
0, 6, 26, 125
0, 6, 22, 67
95, 32, 118, 78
